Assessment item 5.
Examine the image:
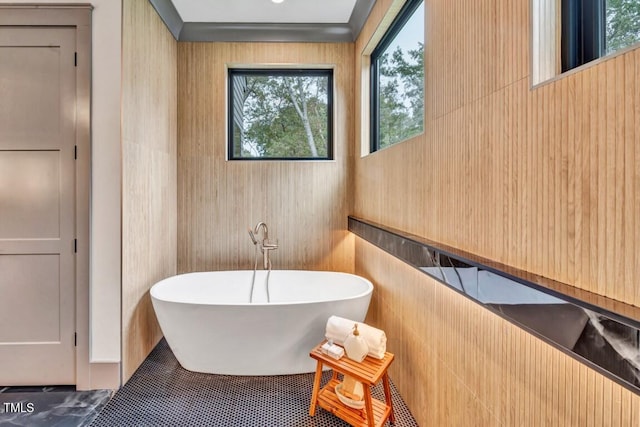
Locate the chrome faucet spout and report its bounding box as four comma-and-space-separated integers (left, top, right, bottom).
254, 222, 268, 240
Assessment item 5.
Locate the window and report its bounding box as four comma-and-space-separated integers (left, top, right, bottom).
228, 68, 333, 160
370, 0, 424, 152
562, 0, 640, 72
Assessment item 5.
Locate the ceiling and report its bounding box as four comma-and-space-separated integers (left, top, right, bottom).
149, 0, 376, 42
172, 0, 357, 24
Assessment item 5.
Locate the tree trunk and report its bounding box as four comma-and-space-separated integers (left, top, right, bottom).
285, 77, 318, 157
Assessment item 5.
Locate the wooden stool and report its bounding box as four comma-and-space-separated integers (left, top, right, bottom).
309, 341, 395, 427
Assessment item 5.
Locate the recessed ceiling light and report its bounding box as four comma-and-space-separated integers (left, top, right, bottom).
272, 0, 284, 3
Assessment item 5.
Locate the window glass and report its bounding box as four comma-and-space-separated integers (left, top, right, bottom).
370, 0, 424, 152
606, 0, 640, 54
562, 0, 640, 72
228, 69, 333, 160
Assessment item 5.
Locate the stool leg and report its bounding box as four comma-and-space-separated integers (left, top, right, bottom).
309, 361, 323, 416
382, 371, 395, 424
363, 386, 375, 427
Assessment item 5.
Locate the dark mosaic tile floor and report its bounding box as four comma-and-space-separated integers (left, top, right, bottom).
91, 339, 419, 427
0, 386, 111, 427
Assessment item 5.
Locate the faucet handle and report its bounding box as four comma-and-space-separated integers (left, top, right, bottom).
263, 239, 278, 249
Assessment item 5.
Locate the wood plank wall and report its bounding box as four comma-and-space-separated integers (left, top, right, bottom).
356, 0, 640, 306
354, 0, 640, 424
358, 240, 640, 426
177, 43, 355, 274
122, 0, 177, 383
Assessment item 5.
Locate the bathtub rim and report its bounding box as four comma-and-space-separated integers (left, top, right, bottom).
150, 269, 374, 307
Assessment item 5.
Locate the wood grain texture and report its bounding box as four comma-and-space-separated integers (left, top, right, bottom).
355, 0, 640, 307
357, 239, 640, 426
122, 0, 177, 383
354, 0, 640, 424
177, 42, 355, 274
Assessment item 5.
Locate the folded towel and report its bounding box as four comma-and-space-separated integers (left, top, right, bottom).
325, 315, 387, 359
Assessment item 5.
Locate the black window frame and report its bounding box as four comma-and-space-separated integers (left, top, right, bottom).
227, 68, 334, 161
370, 0, 424, 153
561, 0, 606, 72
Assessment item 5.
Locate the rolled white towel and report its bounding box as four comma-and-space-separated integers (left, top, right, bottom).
325, 315, 387, 359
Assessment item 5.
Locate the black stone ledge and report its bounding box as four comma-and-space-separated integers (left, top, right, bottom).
349, 215, 640, 396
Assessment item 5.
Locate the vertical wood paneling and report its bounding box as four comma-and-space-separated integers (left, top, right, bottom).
177, 42, 354, 274
122, 0, 177, 383
357, 240, 640, 426
356, 0, 640, 306
354, 0, 640, 424
623, 54, 636, 304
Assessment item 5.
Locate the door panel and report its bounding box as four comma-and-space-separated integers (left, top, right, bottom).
0, 27, 76, 385
0, 255, 60, 342
0, 151, 61, 239
0, 46, 61, 135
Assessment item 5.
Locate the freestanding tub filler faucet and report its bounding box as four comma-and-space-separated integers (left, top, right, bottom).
248, 222, 278, 303
251, 222, 278, 270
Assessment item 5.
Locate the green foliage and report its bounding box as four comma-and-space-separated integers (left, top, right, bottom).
232, 74, 329, 158
378, 43, 425, 149
606, 0, 640, 54
231, 38, 427, 158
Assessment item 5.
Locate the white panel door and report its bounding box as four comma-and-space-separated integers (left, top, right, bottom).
0, 27, 77, 385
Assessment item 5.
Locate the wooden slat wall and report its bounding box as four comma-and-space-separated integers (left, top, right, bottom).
355, 0, 640, 307
354, 0, 640, 424
177, 43, 355, 274
122, 0, 177, 383
358, 240, 640, 426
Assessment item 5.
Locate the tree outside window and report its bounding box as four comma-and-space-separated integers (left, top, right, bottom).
606, 0, 640, 54
562, 0, 640, 72
228, 69, 333, 160
371, 0, 424, 152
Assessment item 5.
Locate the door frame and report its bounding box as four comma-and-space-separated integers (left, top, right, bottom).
0, 5, 92, 388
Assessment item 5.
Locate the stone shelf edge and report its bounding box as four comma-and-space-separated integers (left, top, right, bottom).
348, 215, 640, 396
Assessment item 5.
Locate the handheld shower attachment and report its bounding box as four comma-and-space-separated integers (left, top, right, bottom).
248, 229, 258, 245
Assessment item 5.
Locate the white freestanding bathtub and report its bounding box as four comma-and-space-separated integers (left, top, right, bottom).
150, 270, 373, 375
